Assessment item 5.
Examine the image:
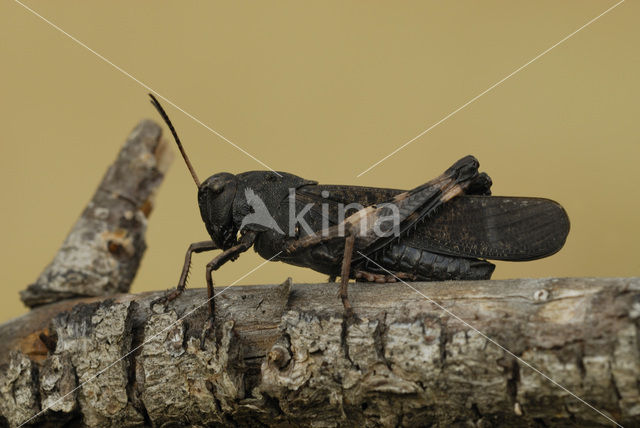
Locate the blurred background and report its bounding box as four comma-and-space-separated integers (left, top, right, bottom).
1, 1, 638, 323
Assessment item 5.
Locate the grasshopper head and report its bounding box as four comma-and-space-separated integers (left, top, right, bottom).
198, 173, 238, 249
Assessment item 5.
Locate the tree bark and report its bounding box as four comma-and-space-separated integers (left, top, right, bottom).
1, 277, 638, 427
20, 119, 173, 308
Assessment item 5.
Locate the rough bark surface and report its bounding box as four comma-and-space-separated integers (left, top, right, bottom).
1, 277, 638, 427
20, 120, 173, 308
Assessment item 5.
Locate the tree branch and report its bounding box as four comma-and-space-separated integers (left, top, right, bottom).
1, 277, 638, 427
20, 120, 173, 308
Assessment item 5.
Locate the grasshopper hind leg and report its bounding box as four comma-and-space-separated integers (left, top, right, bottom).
339, 234, 356, 318
467, 171, 492, 195
354, 270, 417, 283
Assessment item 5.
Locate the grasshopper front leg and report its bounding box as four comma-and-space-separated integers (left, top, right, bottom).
151, 240, 218, 309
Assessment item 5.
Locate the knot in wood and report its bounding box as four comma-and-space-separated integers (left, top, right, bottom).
533, 289, 549, 302
267, 344, 291, 369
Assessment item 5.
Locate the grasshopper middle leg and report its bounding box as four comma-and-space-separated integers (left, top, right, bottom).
204, 231, 257, 319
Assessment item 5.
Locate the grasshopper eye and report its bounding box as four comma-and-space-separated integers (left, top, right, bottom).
200, 173, 236, 199
210, 181, 225, 194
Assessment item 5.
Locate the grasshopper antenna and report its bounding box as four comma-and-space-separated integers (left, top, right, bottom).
148, 93, 201, 188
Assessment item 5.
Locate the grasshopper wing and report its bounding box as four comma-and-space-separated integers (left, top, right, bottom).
294, 188, 569, 261
405, 195, 570, 261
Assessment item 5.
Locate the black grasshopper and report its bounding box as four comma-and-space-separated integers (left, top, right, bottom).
149, 94, 570, 318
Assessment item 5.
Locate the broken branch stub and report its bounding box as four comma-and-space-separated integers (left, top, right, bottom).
20, 120, 173, 308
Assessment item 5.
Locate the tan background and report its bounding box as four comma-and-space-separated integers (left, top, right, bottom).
1, 1, 638, 323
